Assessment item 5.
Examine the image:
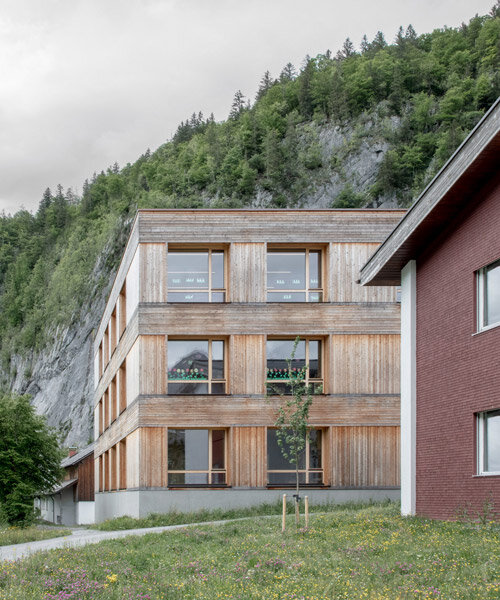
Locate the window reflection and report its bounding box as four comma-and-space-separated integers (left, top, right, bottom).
267, 250, 322, 302
167, 340, 225, 394
168, 250, 225, 302
168, 429, 226, 485
267, 429, 323, 485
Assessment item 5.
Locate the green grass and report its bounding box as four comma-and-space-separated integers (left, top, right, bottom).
95, 499, 377, 531
0, 525, 69, 547
0, 503, 499, 599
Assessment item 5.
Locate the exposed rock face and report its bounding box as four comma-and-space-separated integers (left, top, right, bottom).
9, 292, 109, 446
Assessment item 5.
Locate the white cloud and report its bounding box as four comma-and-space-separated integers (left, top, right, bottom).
0, 0, 494, 214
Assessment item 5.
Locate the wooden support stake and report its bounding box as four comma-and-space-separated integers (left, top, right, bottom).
282, 494, 287, 533
295, 496, 300, 528
305, 495, 309, 528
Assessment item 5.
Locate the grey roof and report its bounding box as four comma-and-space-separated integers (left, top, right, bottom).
61, 443, 95, 468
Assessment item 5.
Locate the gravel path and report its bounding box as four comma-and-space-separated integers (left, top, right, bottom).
0, 520, 234, 562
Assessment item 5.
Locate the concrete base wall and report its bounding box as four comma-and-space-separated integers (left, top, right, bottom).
76, 501, 95, 525
95, 488, 400, 522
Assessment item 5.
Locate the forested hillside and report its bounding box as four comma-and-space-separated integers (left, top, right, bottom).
0, 6, 499, 442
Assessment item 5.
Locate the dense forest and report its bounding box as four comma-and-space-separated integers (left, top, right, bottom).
0, 5, 499, 378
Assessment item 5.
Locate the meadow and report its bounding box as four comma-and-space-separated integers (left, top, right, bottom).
0, 503, 498, 600
0, 525, 69, 547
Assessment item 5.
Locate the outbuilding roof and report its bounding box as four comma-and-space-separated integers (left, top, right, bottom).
360, 97, 500, 286
60, 443, 94, 468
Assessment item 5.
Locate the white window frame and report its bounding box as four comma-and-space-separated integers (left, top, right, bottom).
477, 259, 500, 332
477, 410, 500, 476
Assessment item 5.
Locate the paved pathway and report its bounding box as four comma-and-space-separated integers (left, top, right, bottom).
0, 519, 235, 562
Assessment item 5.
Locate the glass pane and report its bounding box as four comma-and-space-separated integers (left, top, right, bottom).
168, 252, 209, 289
266, 382, 292, 395
485, 412, 500, 472
212, 430, 225, 469
485, 262, 500, 326
267, 340, 305, 378
308, 292, 322, 303
168, 340, 208, 379
211, 251, 224, 289
308, 471, 323, 484
309, 251, 321, 288
211, 292, 225, 302
268, 472, 306, 485
267, 291, 307, 302
211, 472, 226, 484
168, 429, 186, 470
168, 473, 209, 485
267, 252, 306, 290
168, 291, 209, 302
210, 382, 226, 394
309, 430, 322, 469
212, 341, 224, 379
168, 382, 209, 394
309, 341, 321, 378
167, 429, 209, 472
267, 429, 306, 470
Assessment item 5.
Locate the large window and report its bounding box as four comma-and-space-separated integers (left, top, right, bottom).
167, 339, 226, 394
266, 339, 323, 394
267, 429, 323, 485
267, 249, 322, 302
167, 429, 226, 485
168, 250, 225, 302
477, 410, 500, 475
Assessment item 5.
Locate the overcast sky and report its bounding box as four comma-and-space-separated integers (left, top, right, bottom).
0, 0, 494, 215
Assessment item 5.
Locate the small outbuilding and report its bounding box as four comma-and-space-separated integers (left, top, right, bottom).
36, 443, 95, 525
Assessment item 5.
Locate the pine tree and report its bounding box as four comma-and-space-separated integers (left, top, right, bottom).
229, 90, 245, 120
256, 70, 275, 100
280, 62, 296, 82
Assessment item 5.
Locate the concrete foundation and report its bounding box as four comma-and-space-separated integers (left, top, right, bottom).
95, 488, 400, 522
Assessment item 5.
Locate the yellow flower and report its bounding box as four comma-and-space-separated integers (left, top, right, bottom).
106, 573, 118, 583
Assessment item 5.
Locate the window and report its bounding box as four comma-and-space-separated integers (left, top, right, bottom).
267, 249, 322, 302
266, 339, 323, 394
167, 339, 226, 394
477, 410, 500, 475
168, 249, 225, 302
167, 429, 226, 485
267, 428, 323, 485
477, 259, 500, 331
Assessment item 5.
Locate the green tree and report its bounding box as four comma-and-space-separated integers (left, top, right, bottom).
272, 337, 313, 527
0, 394, 63, 525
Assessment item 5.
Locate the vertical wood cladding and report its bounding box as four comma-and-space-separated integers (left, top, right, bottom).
77, 455, 95, 502
329, 242, 398, 303
331, 334, 400, 395
140, 336, 166, 395
140, 427, 167, 488
230, 243, 266, 302
140, 243, 167, 303
330, 426, 400, 487
230, 335, 266, 394
126, 430, 140, 490
231, 427, 266, 487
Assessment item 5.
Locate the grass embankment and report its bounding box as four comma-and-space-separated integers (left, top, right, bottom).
95, 499, 367, 531
0, 526, 69, 547
1, 503, 499, 599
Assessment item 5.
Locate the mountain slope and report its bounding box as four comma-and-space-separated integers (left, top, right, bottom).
0, 6, 499, 444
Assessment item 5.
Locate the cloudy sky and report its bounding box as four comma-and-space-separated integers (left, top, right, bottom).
0, 0, 494, 215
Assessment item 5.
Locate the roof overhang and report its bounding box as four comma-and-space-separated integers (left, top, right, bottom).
360, 97, 500, 286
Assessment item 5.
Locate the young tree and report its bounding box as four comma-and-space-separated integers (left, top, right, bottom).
0, 394, 63, 525
272, 337, 313, 527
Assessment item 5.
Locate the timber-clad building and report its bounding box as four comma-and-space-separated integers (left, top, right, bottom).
94, 209, 405, 521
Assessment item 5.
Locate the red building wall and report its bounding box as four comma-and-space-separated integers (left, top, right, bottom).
415, 173, 500, 519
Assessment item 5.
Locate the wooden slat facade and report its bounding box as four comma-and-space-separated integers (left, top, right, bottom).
94, 210, 405, 498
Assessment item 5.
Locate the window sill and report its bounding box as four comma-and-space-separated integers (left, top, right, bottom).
167, 484, 230, 489
473, 473, 500, 478
473, 322, 500, 336
266, 484, 328, 489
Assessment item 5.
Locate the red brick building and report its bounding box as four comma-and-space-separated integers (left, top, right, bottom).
360, 98, 500, 519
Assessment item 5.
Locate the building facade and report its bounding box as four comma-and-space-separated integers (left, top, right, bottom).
361, 99, 500, 519
94, 209, 404, 521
